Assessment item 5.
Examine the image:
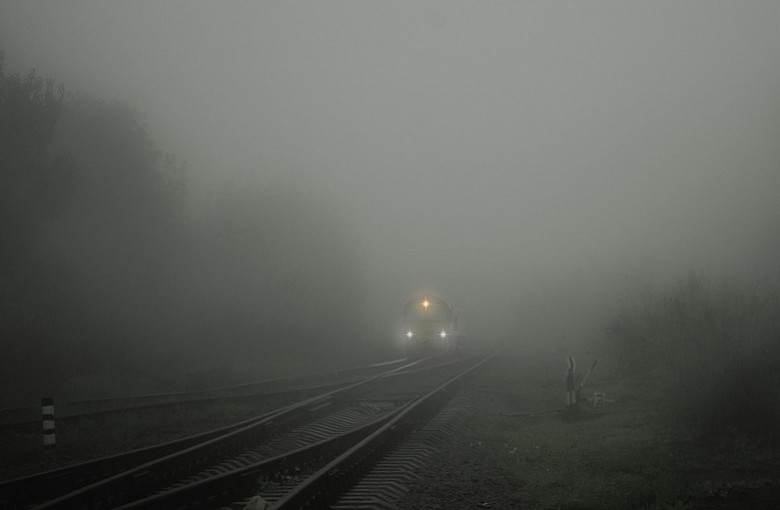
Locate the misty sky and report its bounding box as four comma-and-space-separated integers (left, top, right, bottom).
2, 2, 779, 343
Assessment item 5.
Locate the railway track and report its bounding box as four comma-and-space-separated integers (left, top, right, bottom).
0, 358, 410, 432
266, 355, 491, 510
84, 354, 489, 510
2, 355, 477, 510
330, 393, 475, 509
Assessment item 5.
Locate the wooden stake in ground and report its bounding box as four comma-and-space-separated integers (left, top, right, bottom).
565, 356, 576, 406
577, 360, 598, 402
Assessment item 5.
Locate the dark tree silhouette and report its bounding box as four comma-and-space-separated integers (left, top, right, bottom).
0, 53, 78, 399
44, 95, 187, 383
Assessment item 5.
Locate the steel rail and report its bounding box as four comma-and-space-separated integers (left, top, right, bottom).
109, 409, 404, 510
0, 405, 294, 510
0, 385, 337, 436
55, 356, 476, 510
0, 358, 409, 430
67, 358, 409, 410
0, 358, 418, 508
271, 354, 494, 509
23, 355, 440, 510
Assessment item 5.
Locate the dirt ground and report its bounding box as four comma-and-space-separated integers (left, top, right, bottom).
399, 351, 780, 510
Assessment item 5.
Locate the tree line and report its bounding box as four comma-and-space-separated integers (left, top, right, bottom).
0, 52, 366, 404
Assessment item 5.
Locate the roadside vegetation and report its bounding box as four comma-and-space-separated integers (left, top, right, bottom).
404, 276, 780, 509
606, 273, 780, 444
403, 343, 780, 510
0, 50, 369, 409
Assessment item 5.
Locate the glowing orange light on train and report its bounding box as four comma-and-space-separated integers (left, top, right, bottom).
422, 298, 430, 309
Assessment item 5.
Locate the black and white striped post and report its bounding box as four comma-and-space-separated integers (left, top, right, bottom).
42, 398, 55, 449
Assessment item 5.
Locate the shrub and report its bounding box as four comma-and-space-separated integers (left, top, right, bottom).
607, 274, 780, 442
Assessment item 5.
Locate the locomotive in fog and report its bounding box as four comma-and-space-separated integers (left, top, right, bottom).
402, 294, 463, 357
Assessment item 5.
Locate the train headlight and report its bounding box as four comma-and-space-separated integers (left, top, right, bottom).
440, 331, 447, 339
406, 330, 414, 339
422, 299, 430, 310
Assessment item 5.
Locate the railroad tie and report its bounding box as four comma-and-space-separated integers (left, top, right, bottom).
331, 395, 473, 509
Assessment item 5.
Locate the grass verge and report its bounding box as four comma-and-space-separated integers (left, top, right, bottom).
401, 352, 780, 510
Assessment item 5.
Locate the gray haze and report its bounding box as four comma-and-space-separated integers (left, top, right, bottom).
3, 2, 779, 351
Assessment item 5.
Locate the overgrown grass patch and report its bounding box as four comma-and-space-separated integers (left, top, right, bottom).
440, 353, 780, 509
606, 274, 780, 444
485, 401, 683, 508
